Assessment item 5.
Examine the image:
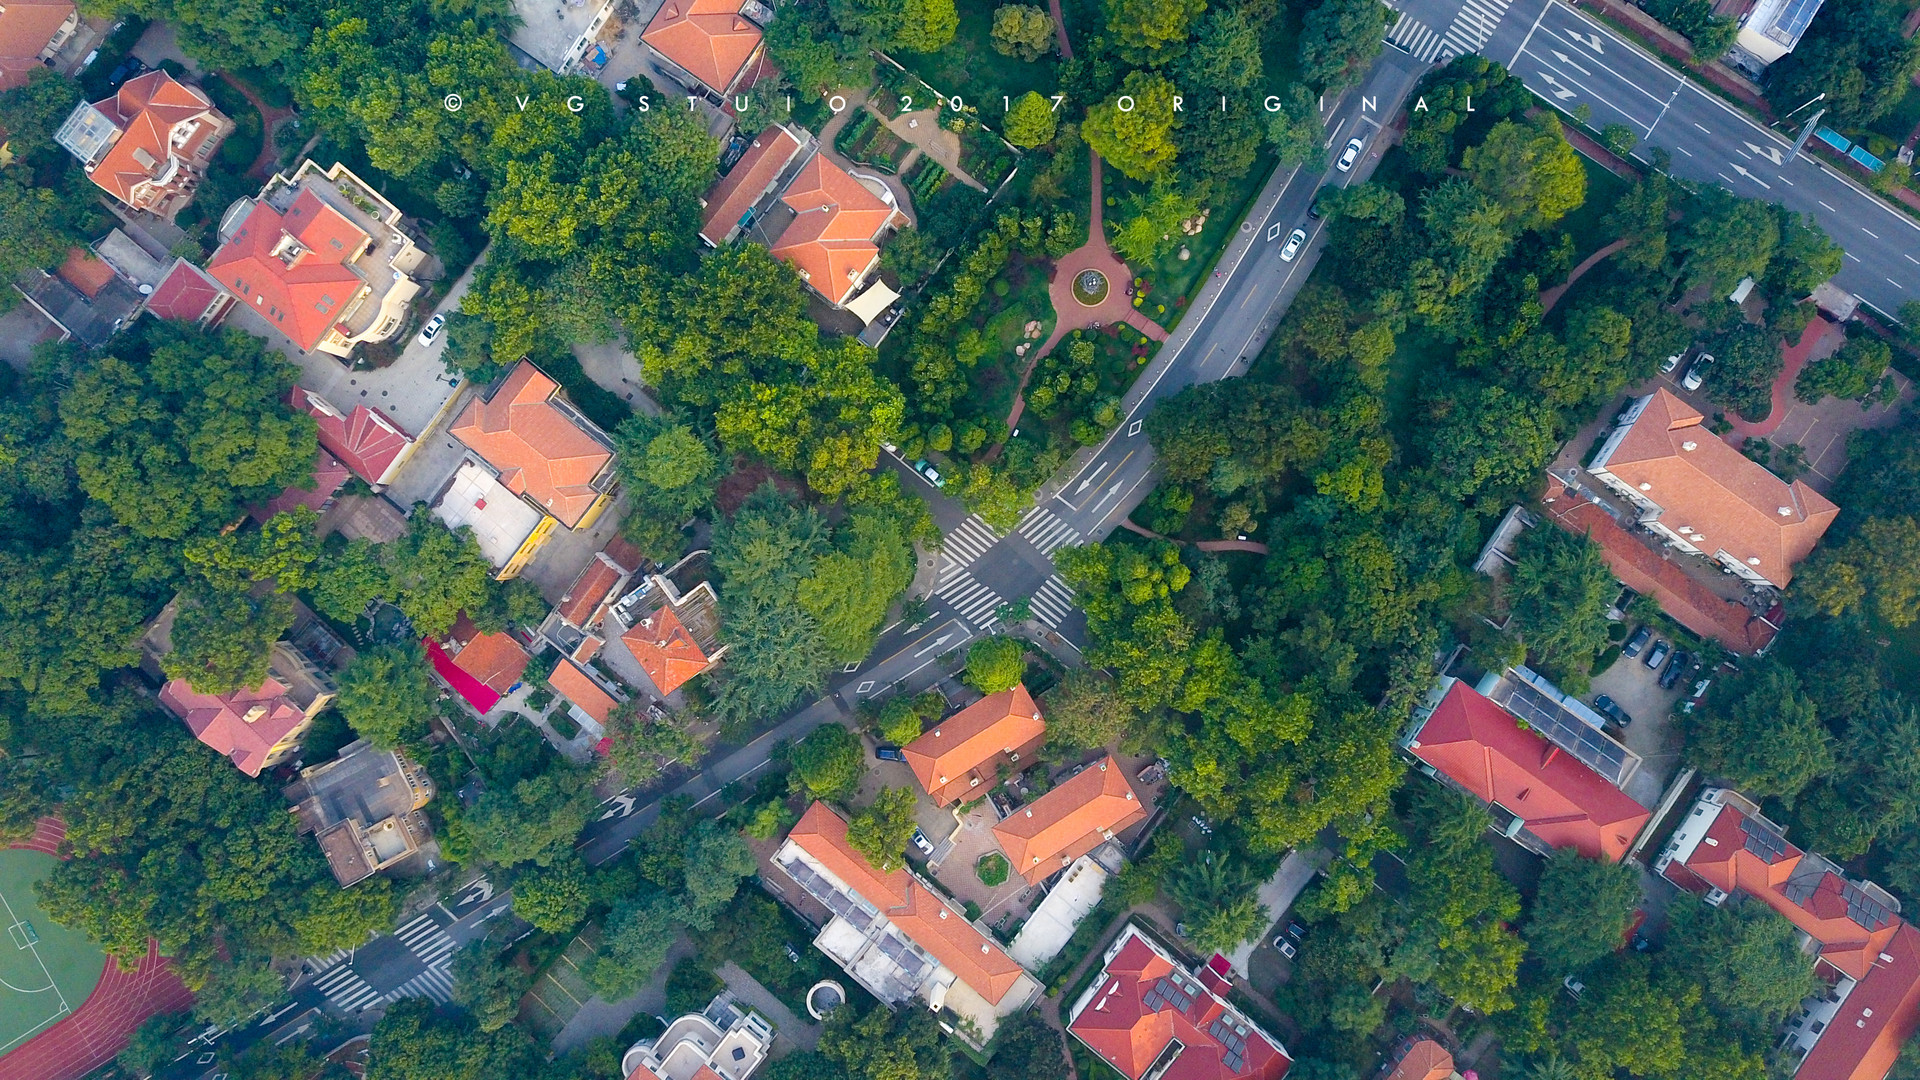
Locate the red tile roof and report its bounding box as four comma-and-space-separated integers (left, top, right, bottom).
699, 124, 805, 246
290, 386, 413, 487
449, 361, 614, 528
619, 603, 712, 696
0, 0, 72, 92
600, 535, 646, 575
146, 257, 228, 323
450, 629, 531, 696
1799, 922, 1920, 1080
904, 685, 1046, 805
769, 155, 901, 305
158, 675, 308, 776
252, 450, 350, 522
1069, 925, 1291, 1080
993, 756, 1147, 884
1544, 495, 1780, 654
787, 802, 1031, 1005
641, 0, 764, 95
85, 71, 222, 206
550, 659, 619, 726
1597, 389, 1838, 586
208, 188, 369, 352
558, 552, 627, 629
1411, 681, 1651, 861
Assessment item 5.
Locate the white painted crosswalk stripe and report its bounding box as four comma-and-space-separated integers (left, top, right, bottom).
937, 570, 1003, 630
385, 964, 455, 1006
1029, 576, 1076, 629
1016, 507, 1082, 556
314, 966, 382, 1013
941, 516, 1001, 567
393, 913, 458, 965
1430, 0, 1511, 60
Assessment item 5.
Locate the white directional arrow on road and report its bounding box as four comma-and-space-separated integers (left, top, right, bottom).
914, 632, 955, 658
1561, 28, 1604, 51
1092, 480, 1124, 513
1743, 141, 1784, 165
1730, 163, 1772, 189
1536, 72, 1579, 101
262, 1001, 300, 1026
597, 794, 637, 821
1549, 50, 1591, 75
482, 901, 511, 921
458, 878, 496, 905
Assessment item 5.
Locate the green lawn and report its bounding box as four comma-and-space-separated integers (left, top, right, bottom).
899, 0, 1063, 112
0, 849, 105, 1056
1106, 153, 1279, 331
1863, 83, 1920, 151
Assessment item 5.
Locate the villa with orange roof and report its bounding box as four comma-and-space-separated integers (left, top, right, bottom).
1068, 922, 1291, 1080
55, 70, 232, 219
205, 161, 427, 357
426, 616, 531, 715
774, 802, 1041, 1045
641, 0, 769, 100
1586, 388, 1839, 589
158, 641, 338, 776
1656, 788, 1920, 1080
903, 686, 1046, 806
606, 551, 728, 698
550, 658, 622, 734
993, 756, 1148, 885
769, 154, 907, 307
0, 0, 77, 92
698, 124, 811, 248
450, 360, 618, 531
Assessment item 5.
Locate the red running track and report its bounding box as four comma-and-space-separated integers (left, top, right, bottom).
1, 819, 194, 1080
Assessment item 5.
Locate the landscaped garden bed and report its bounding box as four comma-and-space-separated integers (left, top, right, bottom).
834, 109, 907, 173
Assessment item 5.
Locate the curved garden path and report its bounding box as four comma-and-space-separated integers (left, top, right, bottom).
1537, 237, 1630, 314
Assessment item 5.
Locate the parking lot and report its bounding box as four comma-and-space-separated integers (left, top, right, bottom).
1588, 634, 1692, 808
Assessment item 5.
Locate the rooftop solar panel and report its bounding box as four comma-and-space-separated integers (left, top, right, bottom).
1761, 0, 1824, 47
1487, 673, 1636, 786
1739, 816, 1789, 862
1844, 880, 1894, 930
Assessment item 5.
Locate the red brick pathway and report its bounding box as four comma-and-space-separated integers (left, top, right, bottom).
1725, 315, 1843, 441
1, 820, 194, 1080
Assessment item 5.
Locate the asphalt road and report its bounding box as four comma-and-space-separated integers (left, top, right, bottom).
1389, 0, 1920, 319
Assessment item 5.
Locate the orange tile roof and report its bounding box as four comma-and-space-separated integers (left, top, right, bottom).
769, 155, 901, 305
158, 675, 307, 776
1544, 496, 1779, 654
699, 124, 806, 246
1387, 1040, 1454, 1080
1798, 921, 1920, 1080
289, 386, 414, 487
1597, 389, 1838, 586
994, 756, 1147, 884
207, 188, 369, 352
641, 0, 764, 95
0, 0, 72, 92
550, 659, 619, 726
449, 361, 614, 528
56, 248, 115, 297
619, 603, 712, 696
86, 71, 220, 205
1069, 925, 1291, 1080
788, 802, 1030, 1004
904, 685, 1046, 805
558, 552, 626, 629
1411, 681, 1651, 862
449, 628, 531, 695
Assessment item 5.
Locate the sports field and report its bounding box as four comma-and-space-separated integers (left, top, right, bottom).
0, 849, 104, 1059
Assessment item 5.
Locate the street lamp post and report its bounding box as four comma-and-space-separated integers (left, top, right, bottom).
1775, 92, 1825, 128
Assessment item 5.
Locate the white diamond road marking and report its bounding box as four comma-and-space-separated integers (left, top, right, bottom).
937, 570, 1004, 631
1030, 576, 1076, 629
394, 914, 458, 966
384, 964, 456, 1006
1434, 0, 1511, 60
313, 964, 383, 1014
1017, 507, 1083, 556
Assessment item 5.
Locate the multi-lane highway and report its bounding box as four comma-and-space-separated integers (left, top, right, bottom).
1389, 0, 1920, 318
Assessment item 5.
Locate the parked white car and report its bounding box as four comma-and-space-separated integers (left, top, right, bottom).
416, 313, 447, 348
1280, 228, 1307, 262
1337, 137, 1365, 172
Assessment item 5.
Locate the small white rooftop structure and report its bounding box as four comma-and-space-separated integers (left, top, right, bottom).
432, 460, 544, 570
1009, 855, 1109, 969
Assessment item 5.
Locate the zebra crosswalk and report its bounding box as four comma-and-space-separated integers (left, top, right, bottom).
384, 964, 456, 1006
1029, 575, 1077, 630
394, 913, 458, 967
1434, 0, 1513, 61
938, 515, 1002, 581
1015, 507, 1082, 557
312, 963, 384, 1014
1386, 11, 1446, 61
935, 569, 1003, 631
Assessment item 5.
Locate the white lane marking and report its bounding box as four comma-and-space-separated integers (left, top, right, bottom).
1846, 253, 1862, 262
1820, 201, 1836, 211
1862, 228, 1879, 239
1693, 122, 1710, 133
1676, 146, 1693, 156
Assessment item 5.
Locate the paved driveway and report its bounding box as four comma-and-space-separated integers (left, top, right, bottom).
1588, 650, 1687, 808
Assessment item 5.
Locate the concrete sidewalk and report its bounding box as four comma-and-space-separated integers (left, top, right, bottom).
1223, 848, 1332, 978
